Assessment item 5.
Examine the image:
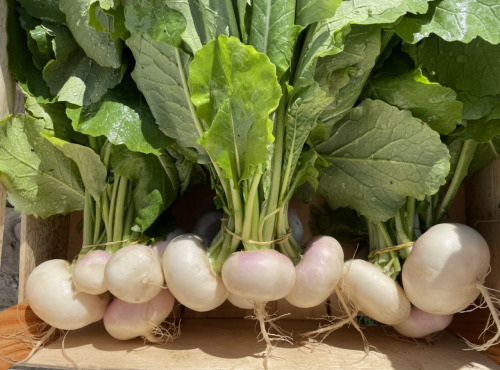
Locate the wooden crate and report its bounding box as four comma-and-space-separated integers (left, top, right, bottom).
1, 0, 500, 368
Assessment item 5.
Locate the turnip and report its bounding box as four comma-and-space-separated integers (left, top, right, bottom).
341, 259, 411, 325
392, 305, 453, 339
221, 249, 296, 355
72, 250, 112, 295
103, 288, 177, 343
105, 244, 165, 304
162, 234, 229, 311
227, 293, 254, 309
26, 259, 111, 330
285, 235, 344, 308
402, 222, 500, 349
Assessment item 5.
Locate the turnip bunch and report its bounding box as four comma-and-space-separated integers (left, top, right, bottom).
0, 0, 184, 341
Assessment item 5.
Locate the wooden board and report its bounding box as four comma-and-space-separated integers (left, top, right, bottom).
2, 302, 500, 370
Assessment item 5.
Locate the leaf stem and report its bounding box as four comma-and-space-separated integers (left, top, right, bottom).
435, 139, 478, 223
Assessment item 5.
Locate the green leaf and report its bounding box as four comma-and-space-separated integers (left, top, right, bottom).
7, 1, 52, 101
126, 34, 207, 161
463, 118, 500, 143
111, 146, 179, 232
469, 137, 500, 175
296, 0, 342, 27
190, 35, 281, 182
284, 84, 332, 192
89, 2, 130, 41
59, 0, 123, 68
17, 0, 66, 24
315, 25, 382, 129
363, 68, 462, 135
124, 0, 186, 46
316, 99, 449, 223
66, 76, 168, 155
43, 134, 107, 202
248, 0, 302, 77
457, 91, 500, 121
43, 50, 123, 106
0, 115, 85, 217
405, 35, 500, 97
24, 95, 87, 144
395, 0, 500, 44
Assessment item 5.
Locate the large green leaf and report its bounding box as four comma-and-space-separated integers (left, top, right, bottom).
405, 35, 500, 97
0, 115, 85, 217
43, 134, 107, 202
43, 50, 123, 106
316, 99, 449, 222
111, 146, 179, 232
363, 68, 462, 135
295, 0, 430, 90
190, 35, 281, 182
395, 0, 500, 44
124, 0, 186, 46
59, 0, 123, 68
315, 25, 382, 129
126, 34, 207, 161
248, 0, 301, 77
296, 0, 342, 27
66, 77, 167, 155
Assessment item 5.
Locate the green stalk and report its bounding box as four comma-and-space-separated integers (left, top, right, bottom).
112, 176, 129, 245
405, 197, 416, 239
395, 210, 411, 244
83, 190, 94, 247
434, 139, 478, 223
106, 176, 121, 244
93, 202, 102, 245
262, 85, 288, 242
240, 169, 262, 249
122, 181, 136, 242
225, 0, 240, 39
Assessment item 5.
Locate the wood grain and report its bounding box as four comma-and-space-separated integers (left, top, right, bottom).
0, 302, 48, 370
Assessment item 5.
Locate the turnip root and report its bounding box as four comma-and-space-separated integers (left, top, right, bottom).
72, 250, 112, 295
162, 234, 228, 311
103, 288, 176, 343
105, 244, 164, 304
402, 222, 500, 350
392, 305, 453, 339
285, 236, 344, 308
26, 259, 111, 330
221, 249, 296, 360
341, 259, 411, 325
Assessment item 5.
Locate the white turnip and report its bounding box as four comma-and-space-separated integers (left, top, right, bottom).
341, 259, 411, 325
392, 305, 453, 339
72, 250, 112, 295
104, 244, 164, 304
285, 235, 344, 308
402, 223, 489, 315
26, 259, 111, 330
227, 293, 254, 309
402, 222, 500, 350
221, 249, 296, 303
162, 234, 228, 311
103, 288, 176, 343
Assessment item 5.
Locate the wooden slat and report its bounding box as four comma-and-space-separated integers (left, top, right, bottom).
465, 159, 500, 291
